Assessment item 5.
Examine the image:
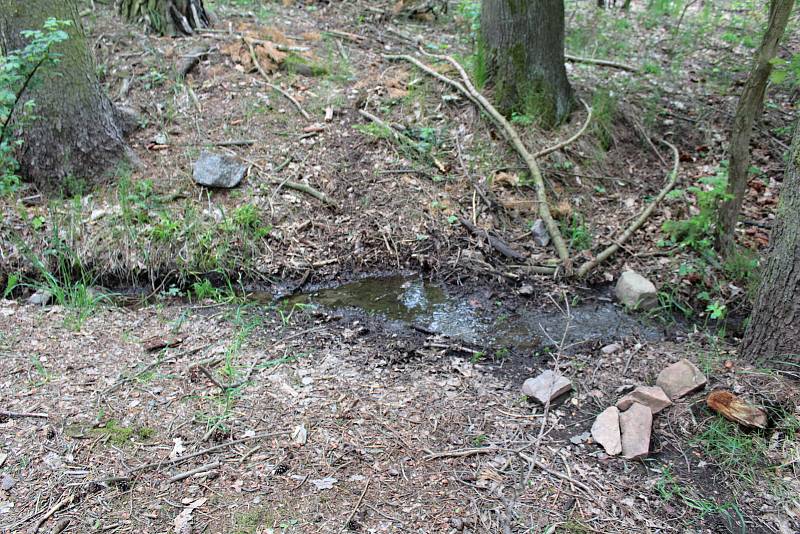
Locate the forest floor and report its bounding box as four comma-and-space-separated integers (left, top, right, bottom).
1, 0, 799, 533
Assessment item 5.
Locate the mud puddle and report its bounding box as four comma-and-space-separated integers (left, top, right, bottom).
284, 275, 668, 353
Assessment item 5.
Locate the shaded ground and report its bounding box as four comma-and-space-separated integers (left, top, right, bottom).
1, 0, 799, 533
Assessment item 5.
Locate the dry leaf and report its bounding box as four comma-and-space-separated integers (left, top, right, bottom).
173, 497, 207, 534
707, 390, 767, 429
169, 438, 185, 461
310, 477, 337, 490
492, 171, 520, 188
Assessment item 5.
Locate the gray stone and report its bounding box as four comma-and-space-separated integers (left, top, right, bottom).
521, 370, 572, 404
569, 431, 591, 445
656, 358, 707, 400
192, 151, 247, 188
614, 270, 658, 310
27, 290, 52, 306
616, 385, 673, 414
0, 474, 15, 491
591, 406, 622, 455
601, 343, 621, 354
619, 402, 652, 460
531, 219, 550, 247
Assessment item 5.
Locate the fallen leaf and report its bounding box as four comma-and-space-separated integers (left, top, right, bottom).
707, 390, 767, 429
169, 438, 185, 461
292, 423, 307, 445
173, 497, 207, 534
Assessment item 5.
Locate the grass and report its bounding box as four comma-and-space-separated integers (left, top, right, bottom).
693, 417, 769, 488
93, 419, 155, 446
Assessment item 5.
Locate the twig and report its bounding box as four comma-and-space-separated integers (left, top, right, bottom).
340, 477, 371, 533
95, 430, 288, 484
0, 410, 49, 420
198, 362, 256, 392
533, 99, 593, 158
28, 493, 74, 534
565, 53, 638, 72
423, 447, 497, 460
412, 48, 572, 272
519, 452, 593, 494
576, 139, 680, 277
245, 39, 310, 120
268, 178, 339, 209
169, 461, 220, 483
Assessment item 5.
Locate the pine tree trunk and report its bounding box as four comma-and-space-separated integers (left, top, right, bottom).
120, 0, 210, 36
0, 0, 126, 188
480, 0, 573, 127
741, 120, 800, 371
715, 0, 794, 255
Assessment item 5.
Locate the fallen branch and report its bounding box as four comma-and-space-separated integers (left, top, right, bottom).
423, 447, 498, 460
408, 49, 572, 272
576, 139, 680, 277
169, 461, 220, 483
28, 493, 74, 534
518, 453, 593, 494
458, 217, 527, 261
176, 46, 209, 78
245, 39, 311, 120
269, 178, 340, 209
198, 363, 256, 392
0, 410, 49, 420
340, 477, 371, 533
95, 430, 288, 485
533, 99, 593, 159
565, 53, 638, 73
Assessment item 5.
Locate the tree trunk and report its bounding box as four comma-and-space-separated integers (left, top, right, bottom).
741, 120, 800, 371
120, 0, 210, 36
480, 0, 573, 128
715, 0, 794, 255
0, 0, 127, 188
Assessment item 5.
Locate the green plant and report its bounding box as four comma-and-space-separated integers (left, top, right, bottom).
590, 89, 617, 151
662, 165, 731, 253
563, 213, 592, 252
693, 416, 769, 487
0, 18, 71, 195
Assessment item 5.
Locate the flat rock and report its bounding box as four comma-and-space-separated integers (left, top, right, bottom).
531, 219, 550, 247
0, 474, 15, 491
27, 290, 52, 306
656, 358, 707, 400
601, 342, 621, 354
591, 406, 622, 455
614, 270, 658, 310
617, 385, 672, 414
192, 151, 246, 188
619, 402, 652, 460
521, 370, 572, 404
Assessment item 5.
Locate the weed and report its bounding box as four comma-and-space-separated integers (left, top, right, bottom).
590, 89, 617, 151
562, 213, 592, 252
29, 355, 51, 386
693, 417, 768, 487
93, 419, 154, 446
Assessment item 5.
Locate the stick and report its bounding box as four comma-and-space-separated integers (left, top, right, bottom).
518, 452, 593, 495
0, 410, 49, 420
340, 477, 371, 533
169, 461, 220, 483
413, 49, 572, 272
28, 493, 74, 534
423, 447, 497, 460
576, 139, 679, 277
245, 40, 311, 120
565, 53, 638, 72
198, 363, 256, 392
533, 99, 593, 159
269, 178, 339, 209
458, 218, 527, 261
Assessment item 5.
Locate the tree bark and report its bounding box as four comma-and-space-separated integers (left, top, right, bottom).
480, 0, 573, 128
741, 120, 800, 371
715, 0, 794, 255
119, 0, 210, 36
0, 0, 127, 188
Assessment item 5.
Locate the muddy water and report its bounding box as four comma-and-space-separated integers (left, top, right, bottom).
288, 275, 664, 351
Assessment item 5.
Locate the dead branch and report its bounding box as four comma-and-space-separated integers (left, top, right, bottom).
169, 461, 220, 483
565, 53, 638, 72
518, 452, 593, 495
0, 410, 49, 420
245, 39, 311, 120
340, 477, 371, 533
576, 139, 680, 277
176, 46, 209, 78
458, 217, 527, 262
400, 49, 572, 272
198, 363, 256, 392
534, 99, 593, 159
28, 493, 74, 534
268, 178, 340, 209
423, 447, 498, 460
